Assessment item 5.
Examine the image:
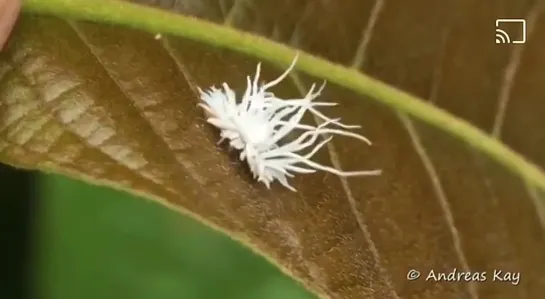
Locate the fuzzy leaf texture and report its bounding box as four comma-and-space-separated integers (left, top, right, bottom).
3, 0, 545, 298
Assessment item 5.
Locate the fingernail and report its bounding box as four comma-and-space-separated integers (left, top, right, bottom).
0, 0, 21, 50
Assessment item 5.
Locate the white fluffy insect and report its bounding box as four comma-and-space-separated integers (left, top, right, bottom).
198, 54, 382, 191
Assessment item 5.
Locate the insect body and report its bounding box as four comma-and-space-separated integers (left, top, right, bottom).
198, 54, 381, 191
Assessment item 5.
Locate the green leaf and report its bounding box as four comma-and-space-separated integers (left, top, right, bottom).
3, 0, 545, 298
39, 173, 314, 299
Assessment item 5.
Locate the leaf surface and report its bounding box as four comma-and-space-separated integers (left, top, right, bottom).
3, 1, 545, 298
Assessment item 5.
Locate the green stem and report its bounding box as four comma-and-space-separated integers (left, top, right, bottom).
22, 0, 545, 191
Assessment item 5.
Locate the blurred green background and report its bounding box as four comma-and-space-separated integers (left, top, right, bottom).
36, 173, 316, 299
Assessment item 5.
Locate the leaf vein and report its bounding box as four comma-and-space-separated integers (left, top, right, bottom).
289, 72, 400, 299
398, 113, 479, 299
351, 0, 385, 69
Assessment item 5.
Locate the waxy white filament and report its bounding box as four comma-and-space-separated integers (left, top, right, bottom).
198, 54, 382, 191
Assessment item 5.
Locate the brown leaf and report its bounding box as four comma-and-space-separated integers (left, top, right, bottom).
2, 1, 545, 298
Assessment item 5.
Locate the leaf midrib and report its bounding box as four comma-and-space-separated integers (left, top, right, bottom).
22, 0, 545, 197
